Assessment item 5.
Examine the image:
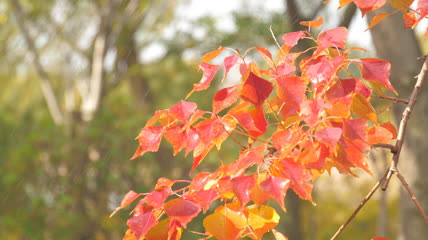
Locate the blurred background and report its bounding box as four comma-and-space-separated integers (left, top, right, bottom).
1, 0, 427, 239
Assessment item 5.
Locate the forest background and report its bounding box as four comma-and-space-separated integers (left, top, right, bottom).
1, 0, 427, 239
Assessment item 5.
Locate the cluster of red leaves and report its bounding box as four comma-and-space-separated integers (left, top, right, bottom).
112, 23, 399, 239
330, 0, 428, 36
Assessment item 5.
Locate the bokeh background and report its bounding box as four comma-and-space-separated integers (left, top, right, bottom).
1, 0, 427, 239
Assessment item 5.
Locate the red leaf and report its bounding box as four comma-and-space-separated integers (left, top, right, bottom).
240, 71, 274, 105
131, 126, 165, 160
250, 47, 275, 68
213, 85, 239, 114
281, 31, 305, 51
164, 124, 186, 156
223, 55, 239, 79
279, 159, 313, 201
202, 46, 225, 63
231, 104, 267, 137
260, 176, 290, 210
127, 207, 158, 239
381, 122, 397, 139
300, 17, 324, 28
110, 190, 142, 217
315, 127, 343, 149
192, 188, 218, 212
188, 63, 221, 97
231, 175, 255, 207
272, 129, 301, 158
300, 98, 332, 125
303, 55, 335, 87
371, 237, 390, 240
276, 76, 306, 108
353, 0, 386, 16
164, 197, 201, 227
168, 101, 197, 124
361, 58, 396, 93
317, 27, 348, 52
144, 178, 174, 208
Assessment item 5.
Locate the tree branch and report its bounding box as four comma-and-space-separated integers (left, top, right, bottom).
330, 170, 388, 240
338, 3, 357, 28
382, 55, 428, 190
372, 143, 397, 153
10, 0, 64, 125
396, 170, 428, 224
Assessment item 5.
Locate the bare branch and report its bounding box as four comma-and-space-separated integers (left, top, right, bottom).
382, 55, 428, 190
330, 170, 388, 240
396, 170, 428, 224
372, 143, 397, 153
10, 0, 64, 125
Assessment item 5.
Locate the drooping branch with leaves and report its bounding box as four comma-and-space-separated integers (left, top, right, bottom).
112, 1, 428, 240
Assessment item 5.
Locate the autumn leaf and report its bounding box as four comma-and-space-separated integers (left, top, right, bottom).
338, 0, 353, 8
302, 55, 335, 87
390, 0, 414, 10
317, 27, 348, 52
230, 103, 267, 137
281, 31, 305, 51
276, 76, 306, 108
145, 218, 169, 240
367, 13, 393, 30
187, 63, 222, 98
279, 159, 313, 201
353, 0, 387, 16
126, 206, 158, 239
403, 12, 417, 28
240, 71, 274, 105
272, 229, 289, 240
246, 205, 280, 239
300, 17, 323, 28
231, 175, 255, 207
164, 197, 201, 227
203, 205, 247, 240
131, 126, 165, 160
223, 55, 240, 79
361, 58, 396, 94
260, 176, 290, 210
202, 46, 225, 63
315, 127, 342, 149
110, 190, 142, 217
351, 93, 379, 124
213, 85, 239, 114
367, 125, 394, 144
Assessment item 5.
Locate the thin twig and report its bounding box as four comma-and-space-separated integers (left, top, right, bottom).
396, 171, 428, 224
330, 170, 388, 240
270, 25, 285, 56
382, 55, 428, 190
372, 94, 410, 104
371, 143, 397, 153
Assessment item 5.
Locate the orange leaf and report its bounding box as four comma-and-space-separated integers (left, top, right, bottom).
187, 63, 222, 98
368, 126, 394, 144
371, 237, 390, 240
146, 218, 169, 240
381, 122, 397, 139
367, 13, 393, 30
390, 0, 414, 10
403, 12, 417, 28
351, 93, 378, 124
202, 46, 225, 63
339, 0, 353, 8
203, 205, 247, 240
300, 17, 323, 28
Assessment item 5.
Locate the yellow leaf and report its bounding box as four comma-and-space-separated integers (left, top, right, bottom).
246, 205, 280, 239
366, 13, 393, 31
203, 205, 247, 240
389, 0, 414, 10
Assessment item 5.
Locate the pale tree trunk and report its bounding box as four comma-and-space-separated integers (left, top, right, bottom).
368, 3, 428, 240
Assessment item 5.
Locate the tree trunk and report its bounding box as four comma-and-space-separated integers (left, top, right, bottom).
368, 3, 428, 240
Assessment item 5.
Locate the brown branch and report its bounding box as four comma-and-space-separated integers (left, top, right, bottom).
372, 143, 397, 153
372, 94, 410, 104
396, 170, 428, 224
10, 0, 64, 125
330, 170, 388, 240
382, 55, 428, 190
